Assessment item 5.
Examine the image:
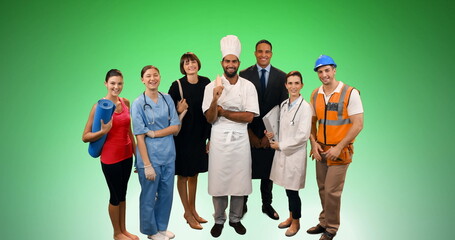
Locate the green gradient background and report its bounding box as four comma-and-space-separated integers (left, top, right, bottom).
1, 0, 453, 239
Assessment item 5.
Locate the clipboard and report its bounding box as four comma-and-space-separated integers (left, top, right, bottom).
262, 105, 280, 140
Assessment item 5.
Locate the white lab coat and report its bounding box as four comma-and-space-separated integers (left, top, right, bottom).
202, 76, 259, 196
270, 96, 312, 191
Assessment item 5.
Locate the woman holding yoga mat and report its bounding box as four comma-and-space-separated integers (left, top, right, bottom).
82, 69, 138, 240
131, 65, 180, 240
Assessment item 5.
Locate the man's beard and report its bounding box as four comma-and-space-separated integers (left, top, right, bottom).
224, 67, 238, 78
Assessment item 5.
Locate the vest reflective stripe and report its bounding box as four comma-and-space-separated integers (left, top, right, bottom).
311, 84, 355, 145
318, 118, 351, 126
337, 84, 349, 122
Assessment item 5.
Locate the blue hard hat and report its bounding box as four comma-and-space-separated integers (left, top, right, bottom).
314, 55, 337, 72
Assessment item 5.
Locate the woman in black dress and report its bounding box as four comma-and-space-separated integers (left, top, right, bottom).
168, 52, 211, 230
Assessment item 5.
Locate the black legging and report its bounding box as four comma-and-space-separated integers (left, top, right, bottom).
101, 157, 133, 206
286, 189, 301, 219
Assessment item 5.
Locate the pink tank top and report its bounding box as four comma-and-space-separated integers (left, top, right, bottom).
100, 97, 133, 164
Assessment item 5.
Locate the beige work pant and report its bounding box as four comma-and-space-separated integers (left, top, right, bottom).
316, 160, 350, 235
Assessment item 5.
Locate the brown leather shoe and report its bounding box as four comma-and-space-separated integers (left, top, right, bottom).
285, 227, 299, 237
307, 224, 326, 234
194, 215, 208, 224
319, 231, 336, 240
278, 219, 292, 229
184, 214, 202, 230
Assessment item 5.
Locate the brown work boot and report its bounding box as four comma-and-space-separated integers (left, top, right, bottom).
307, 224, 326, 234
319, 231, 336, 240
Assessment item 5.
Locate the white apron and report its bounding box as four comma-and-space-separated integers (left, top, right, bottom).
208, 79, 253, 196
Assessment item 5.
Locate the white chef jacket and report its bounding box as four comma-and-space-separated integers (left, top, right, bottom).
202, 76, 259, 196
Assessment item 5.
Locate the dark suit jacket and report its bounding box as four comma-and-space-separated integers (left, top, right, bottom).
240, 64, 288, 178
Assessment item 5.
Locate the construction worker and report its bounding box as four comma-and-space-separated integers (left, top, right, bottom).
307, 55, 364, 240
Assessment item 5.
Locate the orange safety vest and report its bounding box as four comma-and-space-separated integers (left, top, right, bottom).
311, 84, 357, 146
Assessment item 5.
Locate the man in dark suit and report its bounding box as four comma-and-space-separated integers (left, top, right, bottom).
239, 39, 288, 220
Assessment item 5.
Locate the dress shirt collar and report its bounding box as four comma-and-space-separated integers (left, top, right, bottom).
256, 64, 271, 73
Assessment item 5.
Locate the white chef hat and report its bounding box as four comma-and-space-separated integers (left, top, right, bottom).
220, 35, 241, 59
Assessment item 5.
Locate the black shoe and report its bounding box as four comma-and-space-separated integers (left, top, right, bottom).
210, 223, 224, 238
262, 204, 279, 220
319, 231, 336, 240
307, 224, 326, 234
229, 221, 246, 235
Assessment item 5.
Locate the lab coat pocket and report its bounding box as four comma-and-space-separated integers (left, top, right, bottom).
288, 152, 305, 172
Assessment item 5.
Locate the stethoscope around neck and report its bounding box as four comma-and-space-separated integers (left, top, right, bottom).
283, 96, 303, 126
142, 91, 171, 125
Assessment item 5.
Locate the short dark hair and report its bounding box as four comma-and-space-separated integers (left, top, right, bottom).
255, 39, 272, 51
141, 65, 160, 78
105, 69, 123, 82
286, 71, 303, 84
179, 52, 201, 75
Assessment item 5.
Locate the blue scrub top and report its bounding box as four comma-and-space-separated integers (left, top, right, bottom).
131, 92, 180, 168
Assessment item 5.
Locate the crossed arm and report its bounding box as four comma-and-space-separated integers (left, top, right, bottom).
204, 85, 254, 124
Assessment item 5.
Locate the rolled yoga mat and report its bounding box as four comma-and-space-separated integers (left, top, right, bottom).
88, 99, 116, 158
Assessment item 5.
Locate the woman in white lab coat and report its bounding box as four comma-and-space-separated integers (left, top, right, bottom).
266, 71, 312, 237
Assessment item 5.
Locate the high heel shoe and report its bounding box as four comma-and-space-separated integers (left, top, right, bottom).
184, 214, 203, 230
194, 215, 208, 224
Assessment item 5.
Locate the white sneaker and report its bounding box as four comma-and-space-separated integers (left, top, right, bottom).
159, 230, 175, 239
147, 233, 169, 240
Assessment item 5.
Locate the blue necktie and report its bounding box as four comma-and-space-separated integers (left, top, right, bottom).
260, 68, 267, 93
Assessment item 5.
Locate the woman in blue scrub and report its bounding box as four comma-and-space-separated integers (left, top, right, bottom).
131, 65, 180, 240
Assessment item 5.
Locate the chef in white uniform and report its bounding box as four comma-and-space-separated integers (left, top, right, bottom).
266, 71, 312, 237
202, 35, 259, 238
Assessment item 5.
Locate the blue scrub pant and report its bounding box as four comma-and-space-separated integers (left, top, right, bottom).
137, 162, 175, 235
